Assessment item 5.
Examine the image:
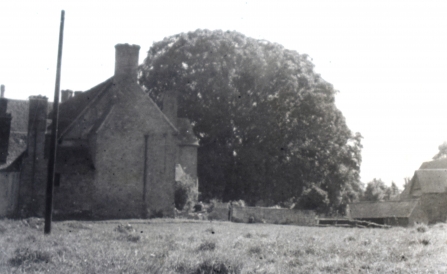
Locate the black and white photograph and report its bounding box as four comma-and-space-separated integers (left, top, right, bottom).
1, 0, 447, 272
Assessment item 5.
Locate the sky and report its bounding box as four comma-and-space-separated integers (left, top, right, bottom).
1, 0, 447, 188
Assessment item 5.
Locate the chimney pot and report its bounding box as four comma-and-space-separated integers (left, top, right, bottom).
114, 44, 140, 83
1, 85, 4, 98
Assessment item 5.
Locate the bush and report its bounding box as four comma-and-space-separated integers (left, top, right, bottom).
175, 166, 198, 210
295, 184, 329, 213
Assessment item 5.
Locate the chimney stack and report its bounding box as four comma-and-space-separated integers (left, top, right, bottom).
114, 44, 140, 83
61, 90, 73, 102
1, 85, 5, 98
27, 96, 48, 155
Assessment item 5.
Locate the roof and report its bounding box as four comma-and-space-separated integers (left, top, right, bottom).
56, 78, 113, 137
56, 77, 178, 139
348, 199, 420, 219
412, 169, 447, 193
420, 158, 447, 169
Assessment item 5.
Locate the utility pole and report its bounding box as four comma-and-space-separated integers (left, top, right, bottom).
44, 10, 65, 234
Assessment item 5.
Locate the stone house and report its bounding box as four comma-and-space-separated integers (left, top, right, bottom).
347, 199, 428, 226
0, 44, 199, 219
400, 159, 447, 224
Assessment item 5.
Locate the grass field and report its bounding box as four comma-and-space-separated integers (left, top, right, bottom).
1, 218, 446, 273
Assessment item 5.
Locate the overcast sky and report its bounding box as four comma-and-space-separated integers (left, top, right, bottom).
1, 0, 447, 188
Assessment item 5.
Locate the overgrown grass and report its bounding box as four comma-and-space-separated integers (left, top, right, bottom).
1, 218, 447, 273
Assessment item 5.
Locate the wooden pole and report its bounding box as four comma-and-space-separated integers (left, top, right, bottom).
44, 10, 65, 234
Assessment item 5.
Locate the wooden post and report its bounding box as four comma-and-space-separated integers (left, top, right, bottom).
44, 10, 65, 234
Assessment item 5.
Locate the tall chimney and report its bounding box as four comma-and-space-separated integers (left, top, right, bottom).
1, 85, 5, 98
61, 90, 73, 102
114, 44, 140, 83
27, 96, 48, 156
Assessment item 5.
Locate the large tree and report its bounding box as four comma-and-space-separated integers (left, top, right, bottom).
139, 30, 362, 213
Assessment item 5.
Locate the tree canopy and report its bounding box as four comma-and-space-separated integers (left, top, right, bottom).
362, 179, 400, 202
139, 30, 363, 213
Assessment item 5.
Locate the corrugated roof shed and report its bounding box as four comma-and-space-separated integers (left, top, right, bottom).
348, 199, 420, 219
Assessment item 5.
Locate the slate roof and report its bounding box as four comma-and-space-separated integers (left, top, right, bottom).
412, 169, 447, 193
348, 199, 420, 219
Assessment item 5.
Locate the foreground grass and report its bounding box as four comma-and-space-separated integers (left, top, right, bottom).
1, 219, 447, 273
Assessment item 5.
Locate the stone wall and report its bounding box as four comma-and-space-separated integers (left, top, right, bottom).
231, 206, 317, 226
0, 172, 20, 217
208, 203, 230, 221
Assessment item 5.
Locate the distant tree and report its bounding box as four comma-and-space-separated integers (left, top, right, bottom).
139, 30, 363, 212
403, 177, 411, 189
363, 179, 387, 202
363, 179, 400, 202
433, 141, 447, 160
384, 181, 400, 201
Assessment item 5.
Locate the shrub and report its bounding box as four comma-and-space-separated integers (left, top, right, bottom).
231, 200, 246, 207
175, 167, 198, 210
295, 184, 329, 213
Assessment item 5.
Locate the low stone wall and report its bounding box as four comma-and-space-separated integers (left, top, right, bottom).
208, 205, 230, 221
231, 206, 317, 226
0, 172, 20, 217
